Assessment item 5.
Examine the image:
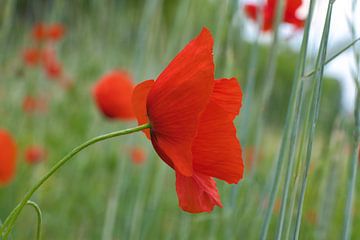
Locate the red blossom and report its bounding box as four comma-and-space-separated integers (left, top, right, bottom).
23, 48, 41, 66
130, 147, 146, 165
244, 0, 305, 32
0, 129, 17, 186
47, 23, 65, 41
25, 146, 47, 165
32, 22, 65, 42
132, 28, 243, 213
93, 70, 135, 120
22, 96, 47, 113
42, 47, 63, 79
32, 23, 47, 41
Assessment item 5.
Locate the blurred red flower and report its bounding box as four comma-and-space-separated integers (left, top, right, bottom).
22, 96, 47, 113
130, 147, 146, 165
93, 70, 135, 120
0, 129, 17, 186
25, 145, 47, 165
44, 60, 63, 79
32, 23, 47, 41
47, 23, 65, 41
245, 0, 305, 31
132, 28, 243, 213
23, 48, 41, 66
42, 47, 63, 79
32, 23, 65, 42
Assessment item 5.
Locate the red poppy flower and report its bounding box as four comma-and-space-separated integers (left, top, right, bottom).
0, 129, 17, 186
93, 70, 135, 120
32, 23, 47, 41
132, 28, 243, 213
23, 48, 41, 66
130, 147, 146, 164
25, 145, 46, 165
22, 96, 47, 113
245, 0, 305, 31
47, 23, 65, 41
44, 60, 63, 79
42, 47, 63, 79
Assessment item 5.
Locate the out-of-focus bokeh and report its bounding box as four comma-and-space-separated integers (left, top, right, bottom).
0, 0, 359, 239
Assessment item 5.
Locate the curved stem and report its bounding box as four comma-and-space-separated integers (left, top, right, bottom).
26, 201, 42, 240
0, 123, 150, 239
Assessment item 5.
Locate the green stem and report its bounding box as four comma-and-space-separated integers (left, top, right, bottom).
304, 37, 360, 79
0, 123, 151, 239
342, 35, 360, 239
26, 201, 42, 240
259, 0, 315, 237
293, 0, 335, 238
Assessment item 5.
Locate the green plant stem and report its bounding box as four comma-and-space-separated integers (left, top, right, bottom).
342, 19, 360, 237
304, 37, 360, 79
275, 81, 305, 240
26, 201, 42, 240
259, 0, 315, 237
293, 1, 335, 238
0, 123, 151, 239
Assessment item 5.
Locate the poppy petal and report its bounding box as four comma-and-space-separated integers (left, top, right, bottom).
0, 130, 17, 186
244, 4, 259, 20
147, 28, 215, 176
132, 80, 155, 139
175, 171, 222, 213
212, 78, 242, 120
192, 100, 243, 184
286, 0, 303, 13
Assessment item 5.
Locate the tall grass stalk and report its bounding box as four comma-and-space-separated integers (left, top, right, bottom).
342, 1, 360, 236
259, 0, 315, 238
101, 150, 128, 240
292, 1, 335, 239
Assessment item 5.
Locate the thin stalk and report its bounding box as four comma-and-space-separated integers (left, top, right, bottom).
101, 149, 128, 240
342, 142, 359, 240
275, 81, 305, 240
238, 0, 263, 143
254, 0, 288, 236
0, 123, 151, 239
342, 8, 360, 235
304, 37, 360, 79
293, 1, 335, 239
259, 0, 316, 237
26, 201, 42, 240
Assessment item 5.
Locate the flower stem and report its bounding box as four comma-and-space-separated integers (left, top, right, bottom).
0, 123, 151, 239
26, 201, 42, 240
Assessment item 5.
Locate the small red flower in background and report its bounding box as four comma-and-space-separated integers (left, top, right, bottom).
23, 48, 41, 66
43, 58, 63, 79
130, 147, 146, 165
0, 129, 17, 186
47, 23, 65, 41
93, 70, 135, 120
244, 0, 305, 32
132, 28, 243, 213
32, 23, 47, 42
25, 145, 47, 165
42, 47, 63, 79
32, 22, 65, 42
22, 96, 47, 113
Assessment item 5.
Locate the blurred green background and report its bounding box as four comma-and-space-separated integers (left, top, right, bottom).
1, 0, 357, 239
